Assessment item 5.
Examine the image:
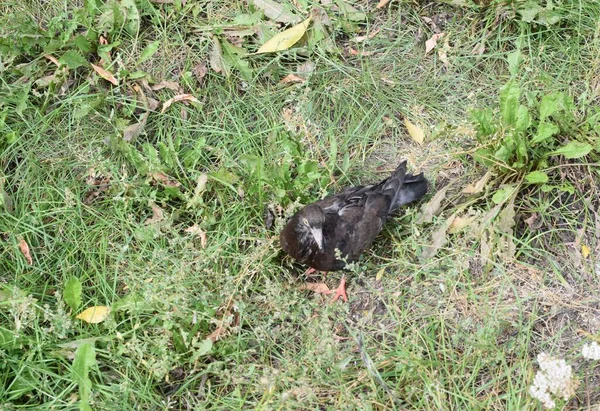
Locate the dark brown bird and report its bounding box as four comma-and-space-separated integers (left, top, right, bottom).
280, 160, 428, 301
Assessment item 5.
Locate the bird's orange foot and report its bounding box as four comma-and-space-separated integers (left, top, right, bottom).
330, 275, 348, 303
304, 267, 318, 276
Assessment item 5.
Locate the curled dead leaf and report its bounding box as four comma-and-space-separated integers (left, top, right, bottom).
417, 184, 450, 224
376, 0, 390, 8
145, 202, 165, 225
425, 32, 444, 54
184, 224, 207, 248
463, 171, 492, 194
19, 239, 33, 265
280, 74, 306, 84
161, 94, 199, 113
91, 64, 118, 86
150, 172, 181, 187
299, 282, 331, 295
151, 80, 181, 92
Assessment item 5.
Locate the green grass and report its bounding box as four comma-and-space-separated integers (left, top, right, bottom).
1, 0, 600, 409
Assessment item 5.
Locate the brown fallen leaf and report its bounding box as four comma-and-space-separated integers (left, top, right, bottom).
354, 28, 380, 42
206, 325, 226, 342
151, 80, 181, 92
472, 43, 485, 55
280, 74, 306, 84
524, 213, 539, 230
44, 54, 61, 67
448, 215, 476, 234
463, 171, 492, 194
145, 202, 165, 225
417, 184, 450, 224
209, 35, 226, 74
184, 224, 207, 248
150, 172, 181, 187
299, 282, 332, 295
161, 94, 199, 113
425, 32, 444, 54
19, 239, 33, 265
421, 214, 455, 260
91, 63, 118, 86
193, 62, 207, 83
123, 113, 148, 142
376, 0, 390, 8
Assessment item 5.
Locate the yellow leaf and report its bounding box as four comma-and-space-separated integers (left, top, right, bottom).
76, 306, 111, 324
582, 244, 590, 258
404, 118, 425, 145
257, 17, 311, 54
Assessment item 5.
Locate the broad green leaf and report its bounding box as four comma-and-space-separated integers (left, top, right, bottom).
196, 339, 213, 356
507, 50, 523, 77
72, 342, 96, 411
73, 35, 92, 52
550, 141, 592, 159
257, 17, 311, 54
404, 118, 424, 145
470, 108, 496, 137
335, 0, 367, 21
531, 121, 559, 144
76, 306, 111, 324
515, 105, 531, 131
539, 92, 564, 121
499, 82, 520, 126
251, 0, 300, 24
233, 11, 263, 25
525, 171, 549, 184
518, 2, 540, 22
138, 41, 160, 64
59, 50, 88, 69
64, 277, 82, 312
221, 40, 252, 80
121, 0, 140, 35
492, 186, 516, 205
537, 8, 562, 26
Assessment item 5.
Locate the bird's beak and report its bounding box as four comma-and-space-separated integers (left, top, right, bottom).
311, 227, 324, 250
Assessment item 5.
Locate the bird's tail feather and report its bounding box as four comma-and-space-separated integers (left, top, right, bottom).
394, 172, 428, 208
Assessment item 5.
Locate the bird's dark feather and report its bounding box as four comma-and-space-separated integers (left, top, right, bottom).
280, 161, 428, 271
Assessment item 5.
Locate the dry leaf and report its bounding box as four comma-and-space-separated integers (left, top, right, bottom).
91, 64, 118, 86
123, 112, 148, 142
448, 215, 475, 234
150, 172, 181, 187
280, 74, 306, 84
347, 47, 373, 57
76, 306, 111, 324
207, 325, 226, 342
257, 17, 311, 54
354, 28, 380, 42
463, 171, 492, 194
524, 213, 540, 230
376, 0, 390, 8
421, 214, 454, 260
19, 239, 33, 265
417, 184, 450, 224
404, 118, 425, 144
425, 32, 444, 54
582, 244, 590, 258
161, 94, 199, 113
145, 203, 165, 225
193, 62, 207, 82
151, 80, 181, 92
299, 282, 332, 295
472, 43, 485, 55
438, 35, 451, 67
251, 0, 300, 23
45, 54, 60, 67
209, 36, 225, 74
184, 224, 207, 248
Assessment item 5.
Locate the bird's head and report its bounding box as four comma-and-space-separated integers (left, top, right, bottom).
297, 204, 325, 250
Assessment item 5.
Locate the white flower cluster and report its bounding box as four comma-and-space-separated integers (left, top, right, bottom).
582, 341, 600, 360
529, 353, 578, 409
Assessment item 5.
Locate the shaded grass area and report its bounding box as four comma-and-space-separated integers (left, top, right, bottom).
1, 0, 600, 409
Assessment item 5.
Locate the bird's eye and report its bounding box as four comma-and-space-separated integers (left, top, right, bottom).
301, 217, 309, 226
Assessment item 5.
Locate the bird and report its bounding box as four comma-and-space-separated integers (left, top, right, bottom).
280, 160, 428, 302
